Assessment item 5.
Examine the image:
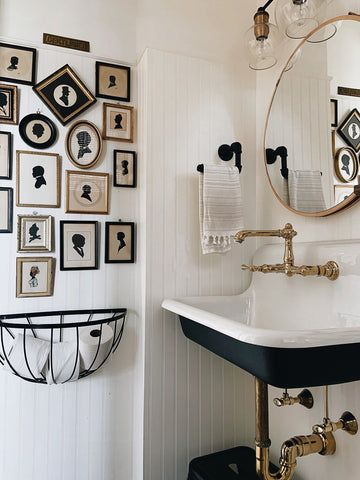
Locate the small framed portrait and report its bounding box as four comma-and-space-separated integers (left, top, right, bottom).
334, 185, 354, 204
95, 61, 130, 102
60, 220, 99, 271
16, 256, 54, 298
0, 187, 13, 233
0, 131, 12, 179
65, 120, 103, 169
105, 222, 135, 264
337, 108, 360, 152
0, 84, 18, 125
103, 103, 134, 142
19, 113, 57, 150
330, 99, 338, 128
334, 147, 358, 183
0, 42, 36, 85
33, 64, 96, 125
17, 215, 52, 252
66, 170, 109, 214
114, 150, 136, 187
16, 150, 61, 208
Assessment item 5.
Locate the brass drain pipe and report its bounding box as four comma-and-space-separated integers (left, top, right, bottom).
255, 378, 336, 480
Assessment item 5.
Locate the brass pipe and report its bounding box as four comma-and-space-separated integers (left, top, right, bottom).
255, 378, 336, 480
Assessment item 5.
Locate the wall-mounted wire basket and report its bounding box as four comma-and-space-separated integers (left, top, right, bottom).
0, 308, 126, 384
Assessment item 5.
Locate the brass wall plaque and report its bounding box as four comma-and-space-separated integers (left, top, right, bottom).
338, 86, 360, 98
43, 33, 90, 52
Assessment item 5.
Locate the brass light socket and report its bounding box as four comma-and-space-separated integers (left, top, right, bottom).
254, 11, 270, 40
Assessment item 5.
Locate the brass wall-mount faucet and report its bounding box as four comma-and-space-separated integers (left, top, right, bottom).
234, 223, 339, 281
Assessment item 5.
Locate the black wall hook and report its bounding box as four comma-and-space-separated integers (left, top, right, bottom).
266, 146, 288, 179
197, 142, 242, 173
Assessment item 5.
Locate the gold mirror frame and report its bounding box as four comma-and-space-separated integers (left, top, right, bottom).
264, 14, 360, 217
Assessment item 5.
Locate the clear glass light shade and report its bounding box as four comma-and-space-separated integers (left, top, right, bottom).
275, 0, 327, 39
245, 22, 281, 70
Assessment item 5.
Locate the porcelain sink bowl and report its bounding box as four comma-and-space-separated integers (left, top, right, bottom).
162, 240, 360, 388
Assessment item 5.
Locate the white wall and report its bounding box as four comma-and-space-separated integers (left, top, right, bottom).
256, 10, 360, 480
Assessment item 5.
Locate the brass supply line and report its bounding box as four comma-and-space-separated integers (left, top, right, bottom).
235, 223, 339, 281
255, 378, 342, 480
273, 389, 313, 409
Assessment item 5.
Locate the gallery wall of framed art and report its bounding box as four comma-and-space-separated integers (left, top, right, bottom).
0, 39, 138, 302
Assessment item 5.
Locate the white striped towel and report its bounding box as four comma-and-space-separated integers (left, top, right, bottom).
288, 170, 327, 213
199, 165, 244, 254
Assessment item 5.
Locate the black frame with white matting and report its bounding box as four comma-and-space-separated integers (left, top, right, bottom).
65, 120, 103, 169
19, 113, 57, 149
105, 221, 135, 264
113, 150, 136, 187
60, 220, 99, 271
0, 187, 13, 233
0, 131, 12, 179
33, 64, 96, 125
95, 61, 130, 102
337, 108, 360, 152
0, 84, 18, 125
0, 42, 37, 85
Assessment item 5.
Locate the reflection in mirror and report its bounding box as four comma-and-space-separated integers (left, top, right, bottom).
265, 15, 360, 216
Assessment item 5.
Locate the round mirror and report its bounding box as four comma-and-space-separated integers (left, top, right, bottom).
265, 14, 360, 216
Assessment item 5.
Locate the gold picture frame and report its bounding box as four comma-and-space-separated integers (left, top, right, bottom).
17, 215, 52, 252
66, 170, 109, 214
16, 256, 54, 298
65, 120, 103, 169
33, 64, 96, 125
16, 150, 61, 208
0, 84, 18, 125
102, 102, 134, 142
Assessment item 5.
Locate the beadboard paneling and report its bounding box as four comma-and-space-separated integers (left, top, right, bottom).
139, 48, 256, 480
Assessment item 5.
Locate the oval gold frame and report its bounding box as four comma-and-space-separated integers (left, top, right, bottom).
264, 14, 360, 217
65, 120, 103, 169
334, 147, 358, 183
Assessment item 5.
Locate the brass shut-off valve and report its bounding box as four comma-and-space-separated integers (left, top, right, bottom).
312, 412, 358, 436
273, 389, 314, 409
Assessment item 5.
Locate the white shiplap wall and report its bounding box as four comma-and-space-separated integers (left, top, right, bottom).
0, 44, 141, 480
139, 48, 257, 480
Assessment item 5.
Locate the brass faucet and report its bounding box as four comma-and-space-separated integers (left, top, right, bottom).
234, 223, 339, 281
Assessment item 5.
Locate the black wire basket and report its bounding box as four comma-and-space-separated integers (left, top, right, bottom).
0, 308, 126, 384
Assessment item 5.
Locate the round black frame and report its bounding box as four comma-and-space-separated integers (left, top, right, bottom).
19, 113, 57, 150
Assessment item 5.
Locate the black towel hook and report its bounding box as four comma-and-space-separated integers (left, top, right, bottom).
266, 146, 288, 179
197, 142, 242, 173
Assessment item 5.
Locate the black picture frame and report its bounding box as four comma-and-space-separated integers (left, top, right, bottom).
330, 99, 338, 127
0, 84, 18, 125
60, 220, 99, 271
0, 187, 13, 233
33, 64, 96, 125
337, 108, 360, 152
19, 113, 57, 150
0, 42, 37, 86
105, 222, 135, 264
113, 150, 136, 187
95, 61, 130, 102
0, 131, 12, 179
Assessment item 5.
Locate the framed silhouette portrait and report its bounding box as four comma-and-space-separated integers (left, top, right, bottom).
0, 131, 12, 179
337, 109, 360, 152
66, 170, 109, 214
17, 215, 52, 252
19, 113, 57, 150
334, 147, 358, 183
65, 120, 103, 169
16, 150, 61, 207
95, 61, 130, 102
105, 222, 135, 264
0, 187, 13, 233
33, 64, 96, 125
0, 43, 36, 85
60, 220, 98, 270
0, 84, 18, 125
102, 103, 133, 142
114, 150, 136, 187
16, 256, 54, 298
334, 185, 354, 204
